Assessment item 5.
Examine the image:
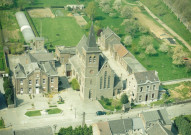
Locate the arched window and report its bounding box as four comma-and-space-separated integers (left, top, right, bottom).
152, 93, 154, 98
89, 56, 92, 63
100, 77, 102, 89
104, 71, 107, 88
107, 76, 110, 88
93, 56, 96, 63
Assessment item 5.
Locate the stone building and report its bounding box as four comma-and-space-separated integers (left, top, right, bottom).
57, 24, 123, 100
9, 37, 58, 95
127, 70, 160, 104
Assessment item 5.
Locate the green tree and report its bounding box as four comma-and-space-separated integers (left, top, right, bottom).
121, 6, 133, 19
172, 45, 188, 66
139, 35, 153, 49
85, 2, 96, 20
120, 94, 129, 104
159, 43, 169, 53
123, 35, 132, 46
145, 44, 157, 55
71, 79, 80, 90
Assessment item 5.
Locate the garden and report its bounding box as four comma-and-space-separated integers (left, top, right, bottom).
25, 108, 62, 117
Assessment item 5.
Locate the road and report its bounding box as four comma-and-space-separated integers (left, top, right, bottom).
137, 1, 191, 52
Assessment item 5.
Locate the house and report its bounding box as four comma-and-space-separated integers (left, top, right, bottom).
0, 128, 14, 135
92, 122, 112, 135
127, 70, 160, 104
8, 37, 58, 95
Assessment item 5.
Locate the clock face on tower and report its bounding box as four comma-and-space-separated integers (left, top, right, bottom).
90, 70, 94, 74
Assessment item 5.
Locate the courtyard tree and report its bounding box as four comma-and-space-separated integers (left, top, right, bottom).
159, 43, 169, 53
145, 44, 157, 55
85, 1, 96, 20
172, 45, 188, 66
121, 6, 133, 19
123, 35, 132, 46
139, 35, 153, 49
120, 94, 129, 104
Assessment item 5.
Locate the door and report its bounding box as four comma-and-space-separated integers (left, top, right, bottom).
36, 87, 39, 94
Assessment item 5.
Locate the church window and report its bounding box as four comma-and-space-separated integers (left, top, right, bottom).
89, 56, 92, 63
104, 71, 107, 88
100, 77, 102, 89
93, 56, 96, 63
108, 76, 110, 88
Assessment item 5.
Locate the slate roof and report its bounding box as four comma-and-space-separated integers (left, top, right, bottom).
14, 126, 53, 135
96, 122, 112, 135
134, 70, 159, 84
146, 122, 172, 135
123, 56, 146, 73
102, 27, 120, 40
114, 76, 123, 89
98, 54, 107, 71
57, 46, 76, 54
0, 128, 14, 135
24, 63, 39, 76
14, 63, 26, 78
69, 55, 82, 75
31, 52, 55, 62
133, 117, 145, 130
109, 119, 133, 134
77, 35, 87, 55
113, 44, 128, 58
142, 109, 171, 126
42, 62, 57, 76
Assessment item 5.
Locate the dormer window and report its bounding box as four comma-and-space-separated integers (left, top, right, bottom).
89, 56, 92, 63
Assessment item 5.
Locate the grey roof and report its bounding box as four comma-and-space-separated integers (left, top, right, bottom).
142, 109, 171, 126
15, 12, 35, 43
147, 122, 172, 135
59, 47, 76, 55
69, 55, 82, 75
96, 122, 112, 135
14, 126, 53, 135
134, 70, 160, 84
114, 76, 123, 89
98, 54, 107, 71
84, 24, 100, 52
0, 128, 14, 135
123, 56, 146, 73
24, 63, 39, 75
31, 53, 55, 62
133, 117, 145, 130
102, 27, 120, 40
14, 63, 26, 78
42, 62, 57, 76
65, 64, 71, 71
77, 35, 87, 55
109, 119, 133, 134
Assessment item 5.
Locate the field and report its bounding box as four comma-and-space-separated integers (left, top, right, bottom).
140, 0, 191, 46
32, 15, 84, 49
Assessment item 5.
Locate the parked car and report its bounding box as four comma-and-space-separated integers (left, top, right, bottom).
96, 111, 106, 116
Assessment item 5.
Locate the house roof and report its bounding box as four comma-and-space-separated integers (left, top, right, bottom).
102, 27, 120, 40
14, 126, 53, 135
133, 117, 145, 130
123, 56, 146, 73
30, 52, 55, 62
96, 122, 112, 135
14, 63, 26, 78
146, 122, 172, 135
77, 35, 87, 55
69, 55, 82, 75
113, 44, 128, 58
109, 119, 133, 134
42, 62, 58, 76
134, 70, 159, 84
114, 76, 123, 89
0, 128, 14, 135
58, 46, 76, 54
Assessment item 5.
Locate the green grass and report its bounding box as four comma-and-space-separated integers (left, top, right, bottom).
25, 110, 41, 117
0, 120, 4, 129
99, 99, 122, 111
49, 105, 57, 107
140, 0, 191, 46
32, 16, 84, 49
57, 101, 65, 104
46, 108, 62, 114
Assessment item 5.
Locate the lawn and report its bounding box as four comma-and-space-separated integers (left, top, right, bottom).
46, 108, 62, 114
99, 98, 122, 111
32, 16, 84, 49
140, 0, 191, 46
0, 119, 4, 129
25, 110, 41, 117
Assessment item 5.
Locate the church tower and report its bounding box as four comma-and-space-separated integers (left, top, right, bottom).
81, 23, 101, 100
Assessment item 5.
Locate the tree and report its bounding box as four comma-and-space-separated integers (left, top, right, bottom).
99, 0, 111, 8
70, 79, 80, 90
125, 19, 139, 38
102, 4, 111, 13
121, 6, 133, 19
172, 45, 188, 66
175, 115, 191, 135
159, 43, 169, 53
139, 36, 153, 49
120, 94, 129, 104
145, 44, 157, 55
185, 61, 191, 73
113, 0, 121, 11
123, 35, 132, 46
85, 2, 96, 20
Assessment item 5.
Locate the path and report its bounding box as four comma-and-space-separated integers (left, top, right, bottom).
162, 77, 191, 85
137, 1, 191, 52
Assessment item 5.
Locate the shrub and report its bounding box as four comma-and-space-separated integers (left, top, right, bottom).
120, 94, 129, 104
70, 78, 80, 90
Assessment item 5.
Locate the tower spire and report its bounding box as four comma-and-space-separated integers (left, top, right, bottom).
86, 22, 97, 47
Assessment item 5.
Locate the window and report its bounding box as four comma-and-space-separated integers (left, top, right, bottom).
152, 93, 154, 99
36, 80, 38, 85
139, 95, 142, 101
51, 78, 54, 83
89, 56, 92, 63
37, 74, 39, 78
108, 76, 110, 88
29, 88, 32, 94
29, 80, 32, 85
104, 71, 107, 88
147, 86, 149, 91
140, 87, 143, 92
21, 88, 23, 94
93, 56, 96, 63
100, 77, 102, 89
43, 79, 45, 84
153, 85, 155, 90
20, 80, 23, 85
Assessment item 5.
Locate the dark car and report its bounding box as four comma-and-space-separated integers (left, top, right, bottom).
96, 111, 106, 116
